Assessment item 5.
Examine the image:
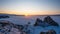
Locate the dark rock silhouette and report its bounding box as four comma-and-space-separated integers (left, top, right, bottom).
40, 30, 56, 34
47, 30, 56, 34
0, 15, 9, 19
34, 18, 43, 26
15, 24, 24, 30
44, 16, 59, 26
34, 16, 59, 27
0, 20, 14, 27
40, 32, 45, 34
34, 18, 49, 27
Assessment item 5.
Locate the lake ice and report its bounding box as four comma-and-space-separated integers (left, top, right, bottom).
0, 15, 60, 25
0, 15, 60, 34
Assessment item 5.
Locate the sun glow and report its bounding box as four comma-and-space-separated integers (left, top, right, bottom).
25, 14, 28, 16
24, 11, 31, 16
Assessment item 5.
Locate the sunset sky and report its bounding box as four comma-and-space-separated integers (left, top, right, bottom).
0, 0, 60, 15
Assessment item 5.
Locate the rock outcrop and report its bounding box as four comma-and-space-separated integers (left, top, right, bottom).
0, 20, 25, 34
0, 15, 9, 19
34, 18, 49, 27
34, 18, 43, 26
34, 16, 59, 27
40, 30, 56, 34
44, 16, 59, 26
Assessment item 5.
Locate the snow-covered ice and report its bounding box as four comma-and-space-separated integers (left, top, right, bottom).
0, 15, 60, 34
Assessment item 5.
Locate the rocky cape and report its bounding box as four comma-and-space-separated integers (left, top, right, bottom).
34, 16, 59, 27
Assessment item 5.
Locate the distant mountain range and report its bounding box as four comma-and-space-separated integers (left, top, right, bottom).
0, 13, 60, 16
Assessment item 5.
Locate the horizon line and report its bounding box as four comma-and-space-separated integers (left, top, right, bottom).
0, 13, 60, 16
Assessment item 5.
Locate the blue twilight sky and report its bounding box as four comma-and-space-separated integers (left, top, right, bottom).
0, 0, 60, 15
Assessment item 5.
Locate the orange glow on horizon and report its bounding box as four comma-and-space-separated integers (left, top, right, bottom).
0, 10, 60, 15
24, 13, 29, 16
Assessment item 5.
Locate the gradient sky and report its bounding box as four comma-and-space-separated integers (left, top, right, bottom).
0, 0, 60, 15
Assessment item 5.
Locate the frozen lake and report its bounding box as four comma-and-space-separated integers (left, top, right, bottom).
0, 15, 60, 34
0, 15, 60, 25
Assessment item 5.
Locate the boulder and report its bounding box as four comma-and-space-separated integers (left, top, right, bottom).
44, 16, 59, 26
40, 32, 45, 34
47, 30, 56, 34
15, 24, 24, 30
34, 18, 43, 26
0, 20, 14, 27
40, 30, 56, 34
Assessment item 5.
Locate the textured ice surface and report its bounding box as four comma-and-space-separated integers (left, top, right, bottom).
0, 15, 60, 34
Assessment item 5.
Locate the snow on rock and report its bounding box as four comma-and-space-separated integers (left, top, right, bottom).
44, 16, 59, 26
0, 20, 26, 34
34, 18, 50, 27
34, 16, 59, 27
9, 28, 21, 34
